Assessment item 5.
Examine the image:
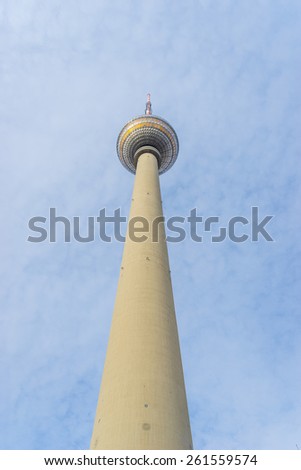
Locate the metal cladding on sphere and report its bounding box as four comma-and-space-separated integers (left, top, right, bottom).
117, 115, 179, 174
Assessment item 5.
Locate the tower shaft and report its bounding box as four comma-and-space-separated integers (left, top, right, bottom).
91, 152, 192, 449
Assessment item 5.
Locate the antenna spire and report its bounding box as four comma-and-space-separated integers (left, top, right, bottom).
145, 93, 152, 115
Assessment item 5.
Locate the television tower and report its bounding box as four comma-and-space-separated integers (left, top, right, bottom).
90, 95, 193, 450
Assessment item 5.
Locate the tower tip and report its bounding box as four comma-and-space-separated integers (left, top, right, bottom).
145, 93, 152, 115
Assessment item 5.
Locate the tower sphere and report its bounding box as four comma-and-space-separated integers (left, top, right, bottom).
117, 113, 179, 175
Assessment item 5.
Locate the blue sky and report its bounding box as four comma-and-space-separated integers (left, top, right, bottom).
0, 0, 300, 449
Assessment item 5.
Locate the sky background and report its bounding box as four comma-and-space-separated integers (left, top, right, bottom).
0, 0, 300, 450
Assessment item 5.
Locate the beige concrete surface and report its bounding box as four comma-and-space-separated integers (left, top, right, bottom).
90, 153, 192, 449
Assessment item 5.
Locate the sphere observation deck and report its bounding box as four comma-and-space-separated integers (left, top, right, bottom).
117, 96, 179, 175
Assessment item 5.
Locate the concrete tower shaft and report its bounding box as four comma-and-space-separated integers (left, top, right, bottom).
90, 100, 192, 450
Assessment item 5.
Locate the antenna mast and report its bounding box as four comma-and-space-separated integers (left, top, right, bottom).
145, 93, 152, 115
